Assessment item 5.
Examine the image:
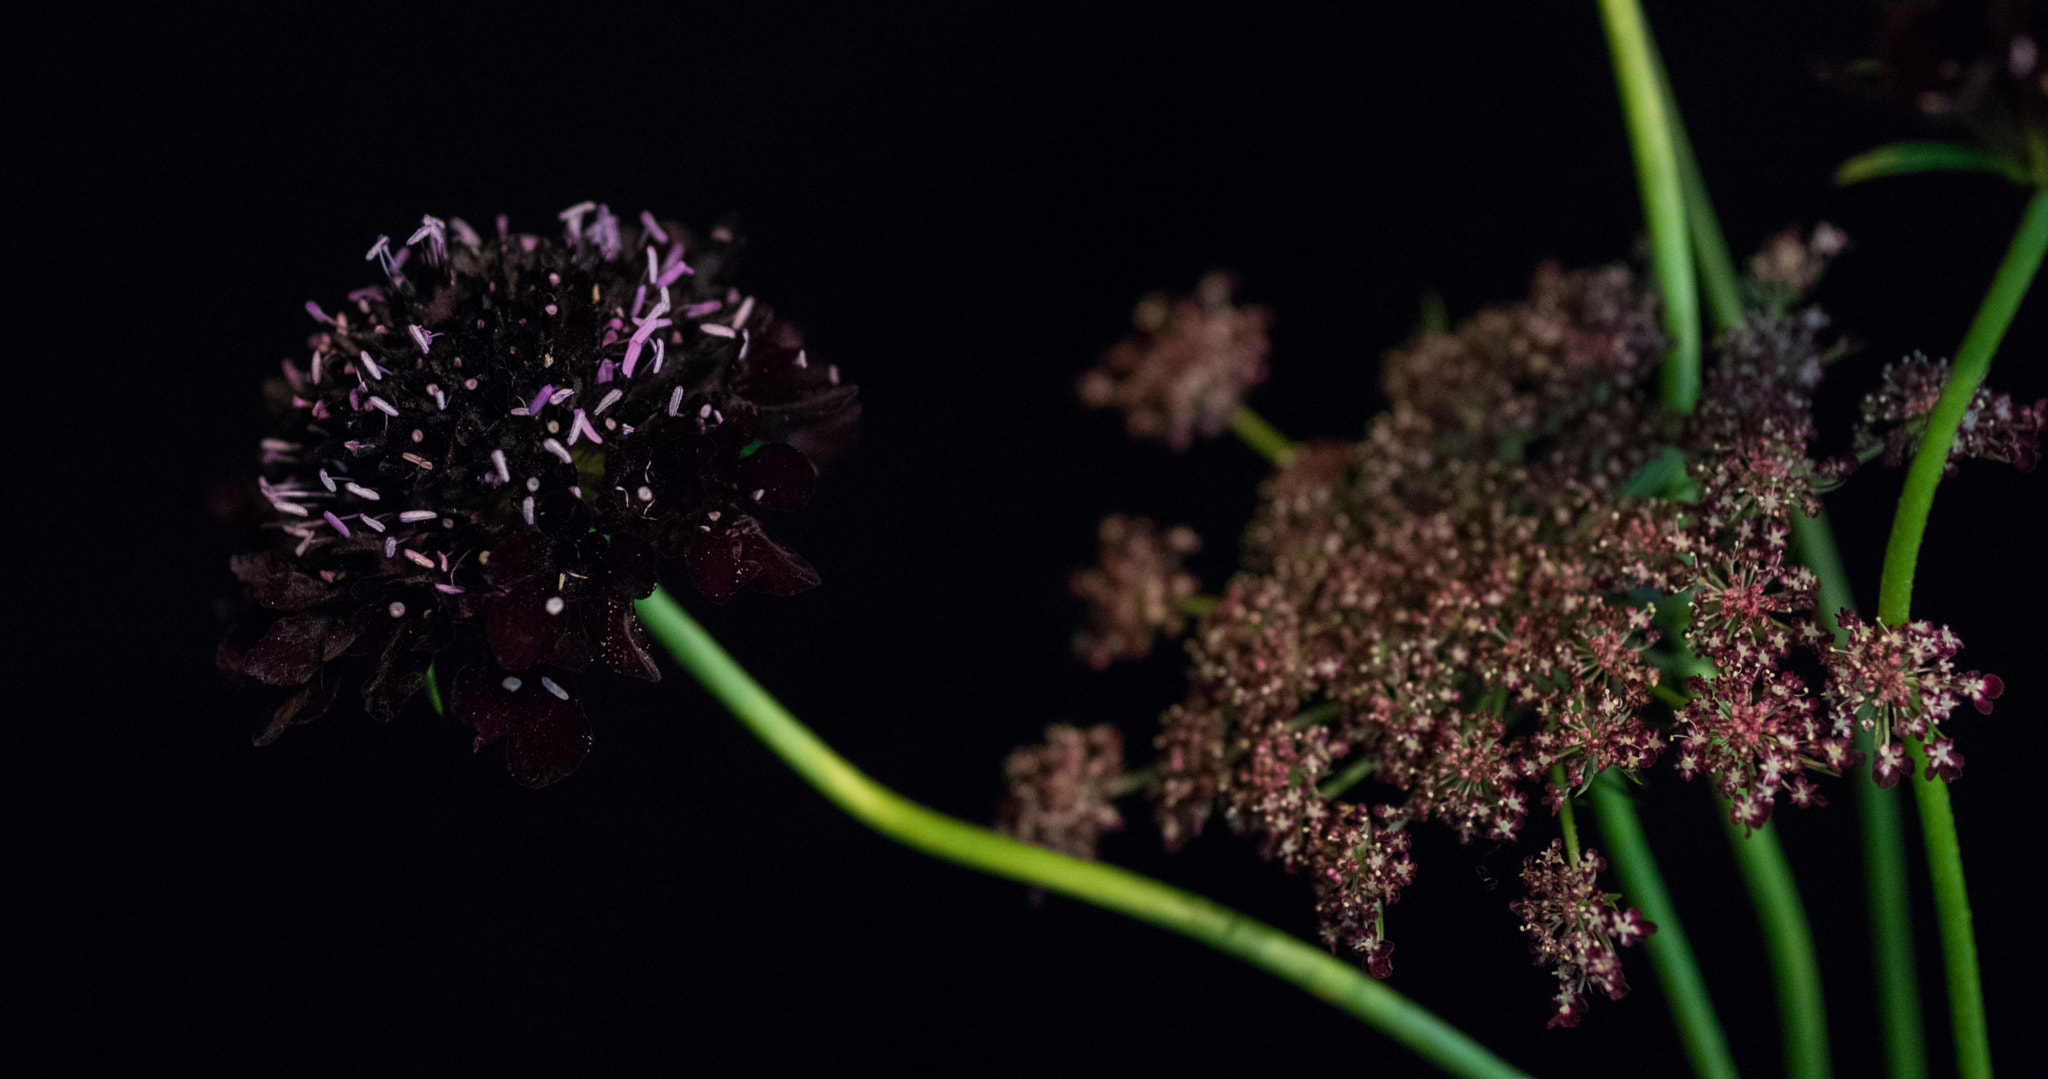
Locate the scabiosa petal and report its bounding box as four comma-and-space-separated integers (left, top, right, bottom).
682, 516, 820, 602
222, 208, 857, 781
452, 663, 590, 788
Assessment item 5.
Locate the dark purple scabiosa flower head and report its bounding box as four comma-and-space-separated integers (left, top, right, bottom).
218, 205, 858, 786
1069, 515, 1203, 669
1079, 272, 1272, 450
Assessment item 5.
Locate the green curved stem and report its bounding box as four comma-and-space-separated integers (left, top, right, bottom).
1835, 141, 2026, 187
1719, 804, 1831, 1079
1229, 405, 1296, 467
1875, 188, 2048, 1079
1791, 510, 1927, 1079
635, 588, 1530, 1079
1598, 0, 1699, 412
1588, 774, 1738, 1079
1878, 187, 2048, 622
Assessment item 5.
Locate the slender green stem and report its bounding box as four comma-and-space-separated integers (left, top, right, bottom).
1901, 749, 1985, 1079
1649, 678, 1835, 1077
1229, 405, 1296, 467
1858, 723, 1926, 1078
1177, 594, 1220, 619
635, 588, 1530, 1079
1318, 753, 1378, 801
1874, 188, 2048, 1079
1651, 45, 1840, 1072
1835, 141, 2027, 187
1878, 187, 2048, 623
1645, 30, 1742, 335
1549, 764, 1581, 865
1587, 774, 1738, 1079
1719, 803, 1831, 1079
1597, 0, 1699, 412
1791, 510, 1927, 1079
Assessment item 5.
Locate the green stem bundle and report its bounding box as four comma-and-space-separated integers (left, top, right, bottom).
1616, 5, 1836, 1072
1719, 809, 1831, 1079
1790, 511, 1927, 1079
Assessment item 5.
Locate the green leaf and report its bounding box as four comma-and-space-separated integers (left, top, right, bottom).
1621, 445, 1696, 501
1834, 141, 2025, 187
423, 659, 446, 717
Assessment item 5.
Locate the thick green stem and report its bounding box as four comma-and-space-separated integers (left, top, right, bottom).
1229, 405, 1296, 467
1588, 774, 1738, 1079
1791, 510, 1927, 1079
635, 588, 1530, 1079
1874, 188, 2048, 1079
1598, 0, 1699, 412
1719, 805, 1831, 1079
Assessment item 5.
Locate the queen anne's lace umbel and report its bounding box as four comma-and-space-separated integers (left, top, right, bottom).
1041, 245, 2009, 1023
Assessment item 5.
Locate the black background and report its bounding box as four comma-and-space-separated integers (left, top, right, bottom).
17, 2, 2046, 1075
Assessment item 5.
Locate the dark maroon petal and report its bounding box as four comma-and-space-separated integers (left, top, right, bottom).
486, 581, 567, 671
585, 591, 661, 682
451, 663, 590, 787
647, 432, 717, 499
682, 516, 817, 601
781, 395, 861, 465
708, 397, 762, 444
244, 611, 340, 686
603, 533, 658, 599
532, 487, 591, 537
362, 621, 433, 721
453, 663, 515, 748
503, 697, 592, 788
735, 442, 815, 511
545, 625, 593, 673
747, 534, 819, 595
1977, 672, 2004, 710
254, 678, 342, 746
683, 527, 751, 602
482, 532, 554, 588
1364, 941, 1395, 980
229, 551, 334, 610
